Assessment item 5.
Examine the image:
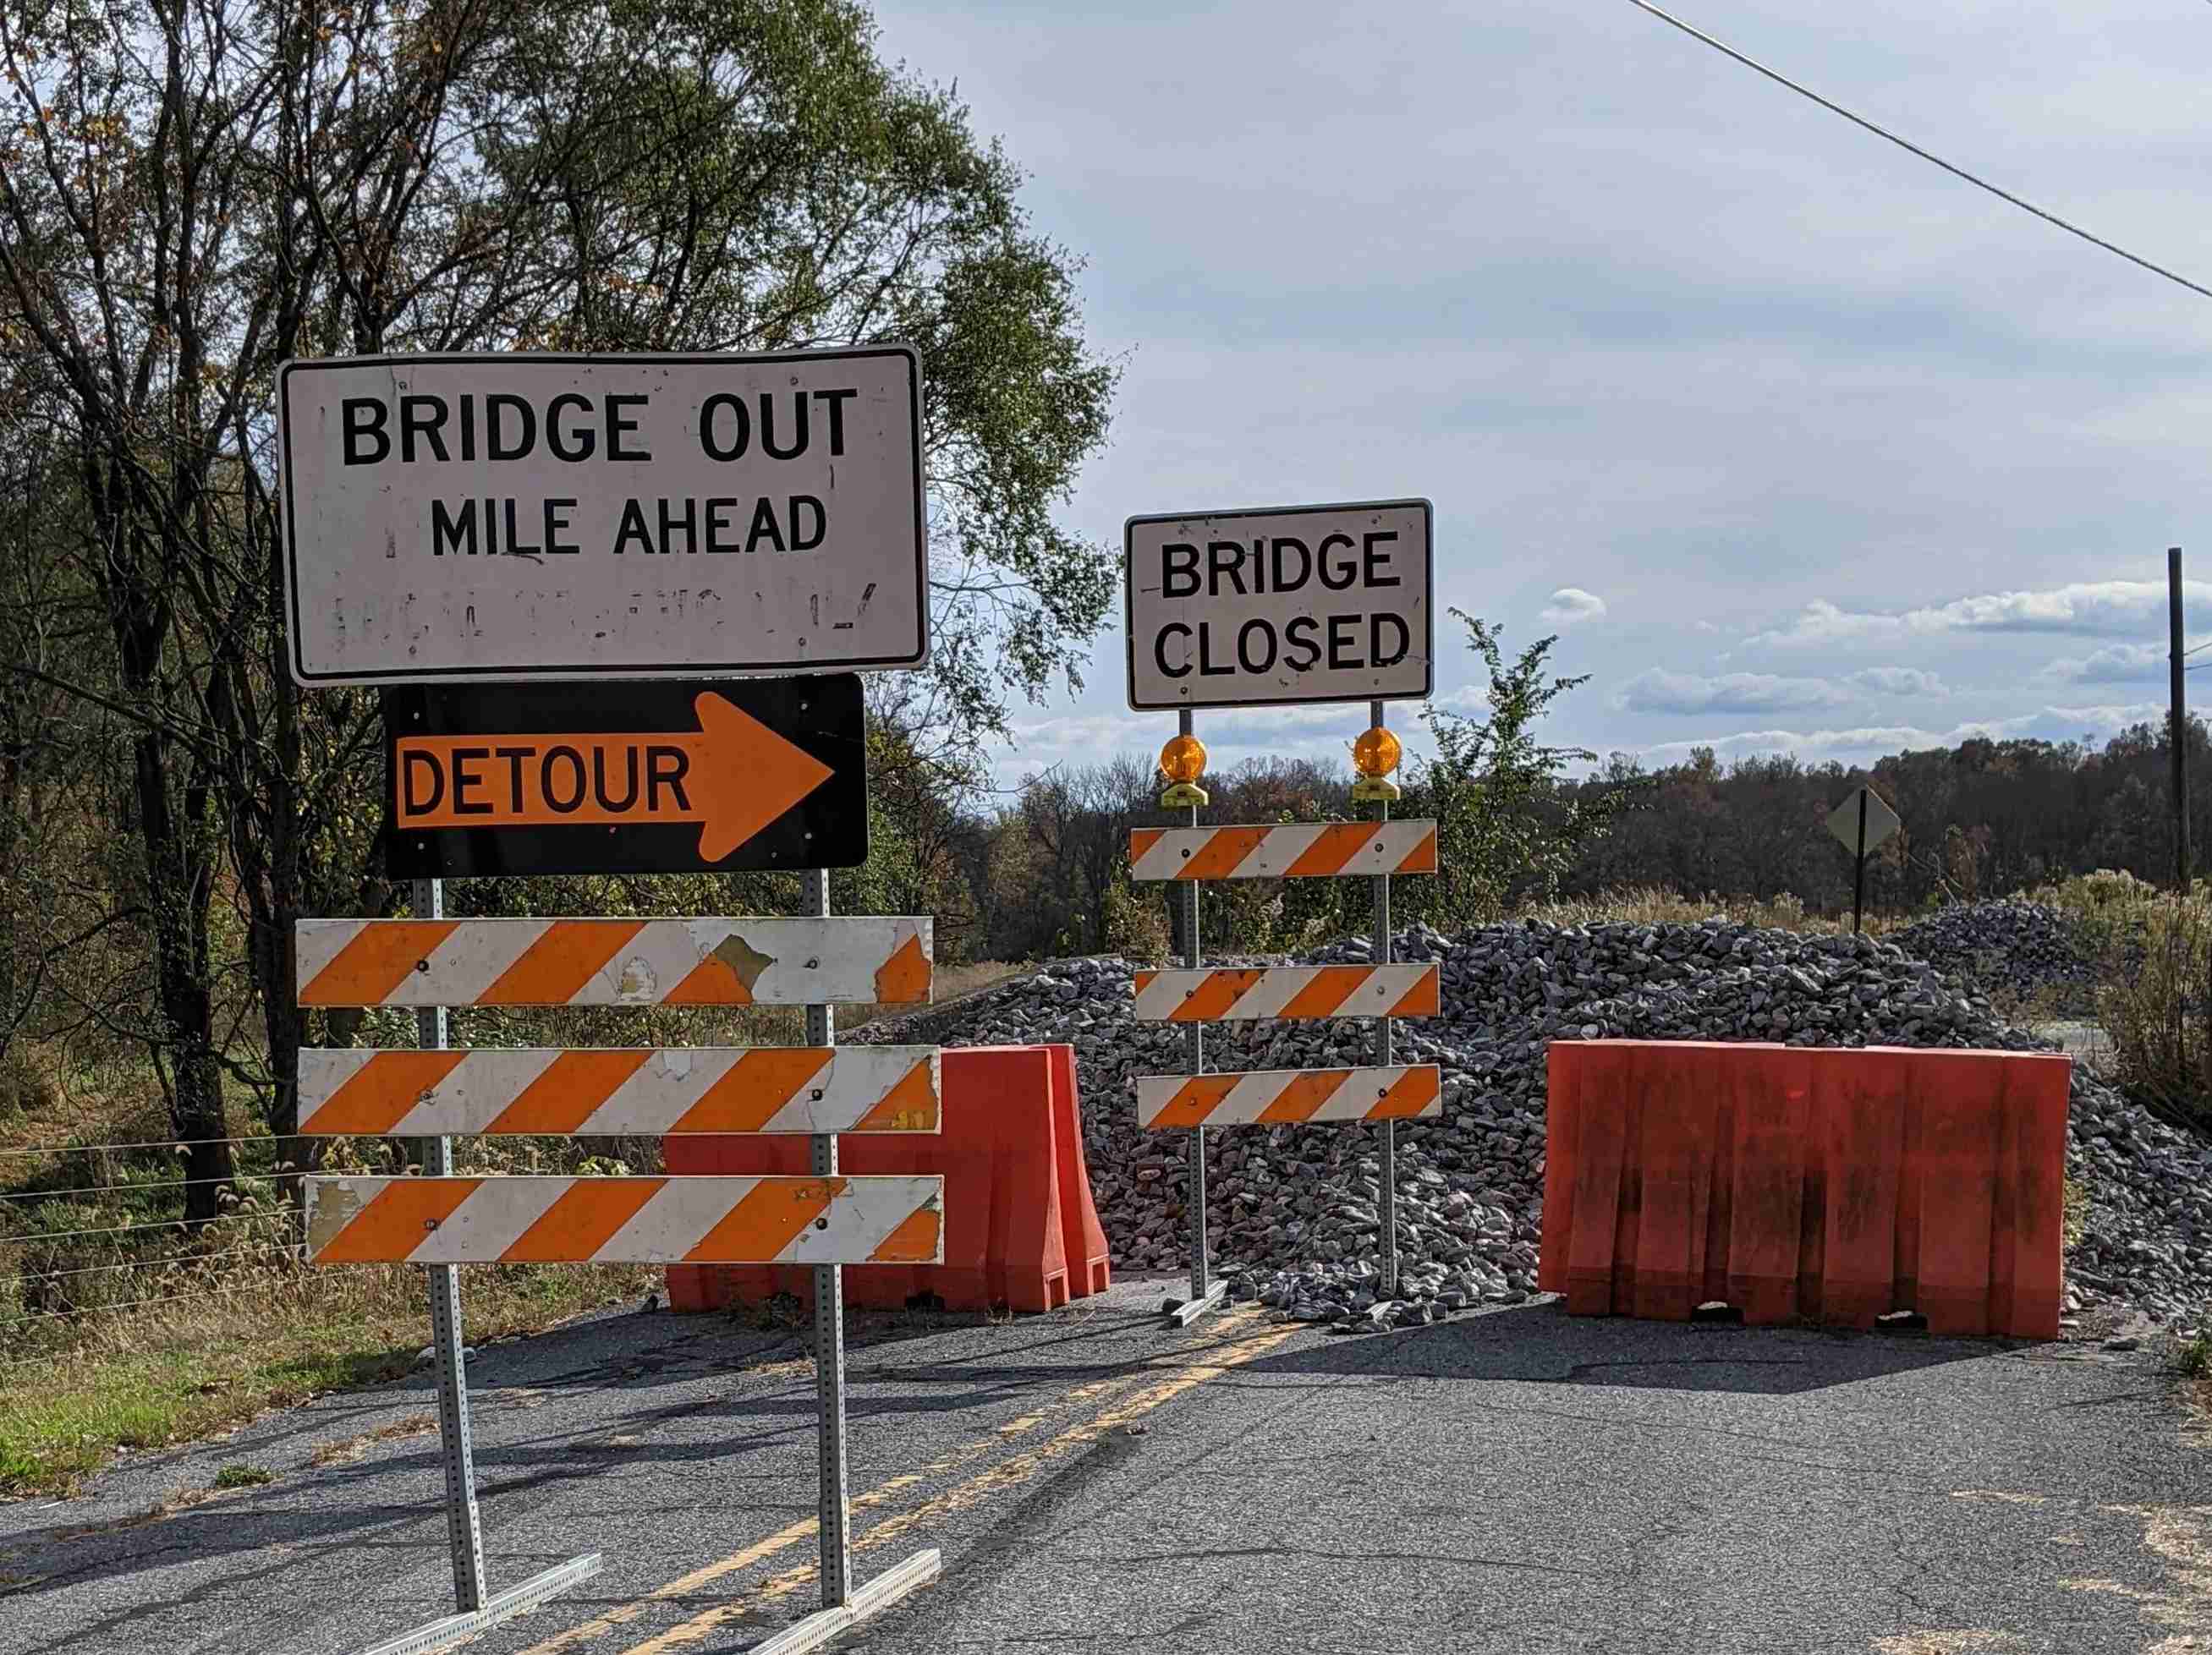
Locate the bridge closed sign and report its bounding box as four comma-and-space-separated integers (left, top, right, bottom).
1124, 500, 1432, 710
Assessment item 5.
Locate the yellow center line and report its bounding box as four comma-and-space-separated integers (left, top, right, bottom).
511, 1323, 1269, 1655
616, 1316, 1300, 1653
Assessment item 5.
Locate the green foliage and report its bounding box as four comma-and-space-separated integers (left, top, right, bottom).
0, 0, 1115, 1175
1101, 876, 1167, 964
2181, 1329, 2211, 1379
1398, 612, 1621, 927
211, 1462, 272, 1489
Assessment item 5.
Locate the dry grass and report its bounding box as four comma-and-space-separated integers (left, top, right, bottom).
306, 1411, 437, 1467
0, 1056, 655, 1498
0, 960, 1035, 1500
1519, 886, 1907, 936
0, 1255, 653, 1497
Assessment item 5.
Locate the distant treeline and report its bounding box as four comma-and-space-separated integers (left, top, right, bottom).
1562, 720, 2202, 914
964, 718, 2206, 962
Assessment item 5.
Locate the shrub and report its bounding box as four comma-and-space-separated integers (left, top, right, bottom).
1101, 878, 1167, 964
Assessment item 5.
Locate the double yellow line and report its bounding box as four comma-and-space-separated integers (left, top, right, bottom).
516, 1312, 1299, 1654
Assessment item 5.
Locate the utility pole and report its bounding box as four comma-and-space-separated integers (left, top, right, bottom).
2172, 545, 2190, 891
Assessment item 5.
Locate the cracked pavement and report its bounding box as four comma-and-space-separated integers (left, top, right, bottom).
0, 1283, 2202, 1654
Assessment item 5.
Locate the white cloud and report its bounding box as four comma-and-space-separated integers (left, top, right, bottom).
1540, 588, 1607, 625
1848, 667, 1949, 696
1616, 668, 1848, 715
1749, 584, 2212, 649
2039, 639, 2209, 684
1634, 702, 2160, 767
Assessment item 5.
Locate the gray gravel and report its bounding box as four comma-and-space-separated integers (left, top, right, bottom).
860, 909, 2212, 1333
1891, 899, 2099, 1010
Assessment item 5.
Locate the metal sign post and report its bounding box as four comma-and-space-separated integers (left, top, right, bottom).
1166, 710, 1225, 1327
807, 866, 853, 1608
1852, 792, 1868, 934
358, 878, 604, 1655
1179, 713, 1214, 1321
410, 876, 486, 1613
1368, 701, 1398, 1301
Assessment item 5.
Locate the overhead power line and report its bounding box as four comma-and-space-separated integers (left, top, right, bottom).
1623, 0, 2212, 304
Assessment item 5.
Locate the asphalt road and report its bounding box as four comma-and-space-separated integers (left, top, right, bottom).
1, 1282, 2204, 1655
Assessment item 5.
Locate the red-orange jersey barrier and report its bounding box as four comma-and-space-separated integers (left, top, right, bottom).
665, 1044, 1111, 1316
1539, 1040, 2071, 1340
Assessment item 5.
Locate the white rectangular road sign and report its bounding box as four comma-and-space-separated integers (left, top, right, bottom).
1125, 499, 1432, 710
277, 348, 926, 686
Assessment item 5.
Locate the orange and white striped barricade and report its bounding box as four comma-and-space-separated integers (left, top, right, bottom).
295, 908, 943, 1655
1128, 820, 1436, 881
298, 1046, 941, 1138
1128, 821, 1441, 1322
1130, 963, 1440, 1022
296, 915, 931, 1007
1136, 1066, 1441, 1129
303, 1175, 945, 1267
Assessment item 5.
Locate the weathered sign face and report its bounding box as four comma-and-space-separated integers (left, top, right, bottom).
1826, 786, 1902, 856
277, 348, 926, 685
1123, 500, 1433, 710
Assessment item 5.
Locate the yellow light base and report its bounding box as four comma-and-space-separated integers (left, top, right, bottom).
1351, 775, 1402, 803
1159, 781, 1211, 808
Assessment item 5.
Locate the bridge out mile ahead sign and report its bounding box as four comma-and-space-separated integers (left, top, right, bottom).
277, 348, 925, 685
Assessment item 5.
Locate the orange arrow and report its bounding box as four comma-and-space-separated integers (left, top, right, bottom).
392, 693, 835, 863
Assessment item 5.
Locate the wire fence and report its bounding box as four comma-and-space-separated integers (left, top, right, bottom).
0, 1132, 657, 1384
0, 1170, 292, 1203
0, 1134, 292, 1155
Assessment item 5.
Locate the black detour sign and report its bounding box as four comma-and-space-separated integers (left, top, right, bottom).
1124, 500, 1432, 710
381, 675, 866, 878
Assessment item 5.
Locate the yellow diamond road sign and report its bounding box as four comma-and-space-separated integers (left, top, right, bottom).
1827, 786, 1901, 857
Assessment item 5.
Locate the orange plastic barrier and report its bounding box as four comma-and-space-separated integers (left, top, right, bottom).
1538, 1040, 2069, 1339
666, 1044, 1111, 1315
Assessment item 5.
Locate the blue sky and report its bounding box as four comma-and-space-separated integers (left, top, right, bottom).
866, 0, 2212, 791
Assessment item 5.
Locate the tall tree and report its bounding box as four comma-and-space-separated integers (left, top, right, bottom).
0, 0, 1116, 1208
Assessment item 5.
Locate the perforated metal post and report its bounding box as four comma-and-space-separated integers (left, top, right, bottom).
1178, 710, 1211, 1307
412, 877, 486, 1613
1370, 702, 1398, 1301
805, 866, 852, 1609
